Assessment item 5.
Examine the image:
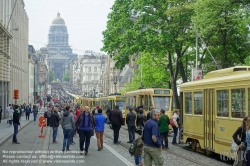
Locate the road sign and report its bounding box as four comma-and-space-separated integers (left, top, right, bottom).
13, 90, 19, 99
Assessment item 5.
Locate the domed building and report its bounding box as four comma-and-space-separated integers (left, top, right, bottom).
46, 12, 77, 81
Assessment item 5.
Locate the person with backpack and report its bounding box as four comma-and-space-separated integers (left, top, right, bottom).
158, 109, 170, 149
129, 136, 144, 166
172, 109, 180, 144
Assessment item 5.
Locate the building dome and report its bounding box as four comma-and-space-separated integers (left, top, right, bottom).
52, 12, 65, 25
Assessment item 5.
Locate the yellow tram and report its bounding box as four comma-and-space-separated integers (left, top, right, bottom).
124, 88, 173, 126
79, 97, 94, 109
180, 66, 250, 157
99, 95, 126, 124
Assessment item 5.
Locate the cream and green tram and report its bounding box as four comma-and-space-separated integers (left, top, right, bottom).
93, 98, 101, 110
79, 97, 94, 108
73, 95, 81, 105
180, 66, 250, 157
100, 95, 126, 124
124, 88, 173, 125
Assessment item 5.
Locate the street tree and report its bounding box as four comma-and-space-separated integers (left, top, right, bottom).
49, 71, 54, 83
63, 70, 70, 83
192, 0, 250, 69
102, 0, 195, 108
121, 52, 170, 94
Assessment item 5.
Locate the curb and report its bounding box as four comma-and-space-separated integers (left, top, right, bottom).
0, 120, 33, 146
0, 113, 43, 146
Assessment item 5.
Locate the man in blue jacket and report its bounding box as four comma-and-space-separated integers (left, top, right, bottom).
25, 105, 31, 121
95, 108, 106, 151
142, 109, 164, 166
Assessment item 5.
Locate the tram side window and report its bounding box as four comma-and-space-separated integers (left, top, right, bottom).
144, 95, 149, 111
232, 89, 245, 118
102, 100, 108, 110
194, 92, 202, 115
127, 96, 136, 110
109, 100, 115, 110
185, 93, 192, 114
217, 90, 229, 117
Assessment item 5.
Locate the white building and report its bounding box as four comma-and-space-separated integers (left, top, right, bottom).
80, 51, 106, 97
0, 0, 29, 110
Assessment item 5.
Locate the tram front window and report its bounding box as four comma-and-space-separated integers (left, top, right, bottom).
116, 101, 125, 110
153, 96, 170, 110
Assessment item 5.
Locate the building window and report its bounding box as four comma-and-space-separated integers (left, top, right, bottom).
88, 75, 91, 81
217, 90, 229, 117
232, 89, 245, 118
185, 93, 192, 114
94, 76, 97, 80
194, 92, 202, 115
94, 67, 97, 72
88, 67, 91, 72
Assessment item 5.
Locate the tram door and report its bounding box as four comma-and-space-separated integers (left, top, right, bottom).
204, 89, 215, 151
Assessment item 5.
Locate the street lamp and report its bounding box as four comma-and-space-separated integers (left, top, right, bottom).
92, 80, 99, 98
113, 76, 117, 95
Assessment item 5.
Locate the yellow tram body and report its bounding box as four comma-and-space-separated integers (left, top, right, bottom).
180, 66, 250, 157
99, 95, 126, 124
79, 97, 94, 109
124, 88, 173, 127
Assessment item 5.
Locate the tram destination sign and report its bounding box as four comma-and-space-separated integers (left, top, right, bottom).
154, 90, 170, 94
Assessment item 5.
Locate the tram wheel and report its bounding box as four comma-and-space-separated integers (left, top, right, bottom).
191, 140, 197, 151
205, 149, 211, 156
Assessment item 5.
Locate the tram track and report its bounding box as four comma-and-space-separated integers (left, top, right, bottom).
103, 130, 212, 166
104, 125, 232, 166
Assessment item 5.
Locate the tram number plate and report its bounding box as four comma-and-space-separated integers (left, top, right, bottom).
220, 127, 225, 132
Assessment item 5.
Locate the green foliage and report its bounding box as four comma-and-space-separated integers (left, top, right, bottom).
49, 71, 54, 83
192, 0, 250, 68
121, 52, 170, 94
63, 70, 70, 82
103, 0, 250, 108
243, 56, 250, 65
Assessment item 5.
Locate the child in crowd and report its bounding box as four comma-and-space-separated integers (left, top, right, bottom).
133, 116, 147, 166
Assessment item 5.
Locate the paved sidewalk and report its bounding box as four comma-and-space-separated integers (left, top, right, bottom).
0, 113, 42, 146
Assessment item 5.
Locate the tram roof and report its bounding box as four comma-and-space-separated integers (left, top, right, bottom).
125, 88, 173, 96
181, 67, 250, 91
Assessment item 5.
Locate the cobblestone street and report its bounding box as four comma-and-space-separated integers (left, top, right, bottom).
103, 124, 232, 166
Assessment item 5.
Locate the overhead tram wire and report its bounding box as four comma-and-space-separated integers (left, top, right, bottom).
194, 29, 222, 69
11, 36, 87, 53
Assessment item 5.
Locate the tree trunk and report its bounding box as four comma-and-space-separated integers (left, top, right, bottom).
167, 51, 180, 109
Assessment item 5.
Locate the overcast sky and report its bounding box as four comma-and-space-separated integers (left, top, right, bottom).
23, 0, 115, 55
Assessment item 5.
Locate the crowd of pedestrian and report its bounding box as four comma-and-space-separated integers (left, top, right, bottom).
0, 82, 182, 166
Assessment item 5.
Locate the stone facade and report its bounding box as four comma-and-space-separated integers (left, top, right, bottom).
0, 0, 29, 117
80, 51, 106, 97
69, 59, 79, 85
102, 55, 120, 96
46, 13, 77, 81
28, 45, 38, 104
102, 55, 135, 96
